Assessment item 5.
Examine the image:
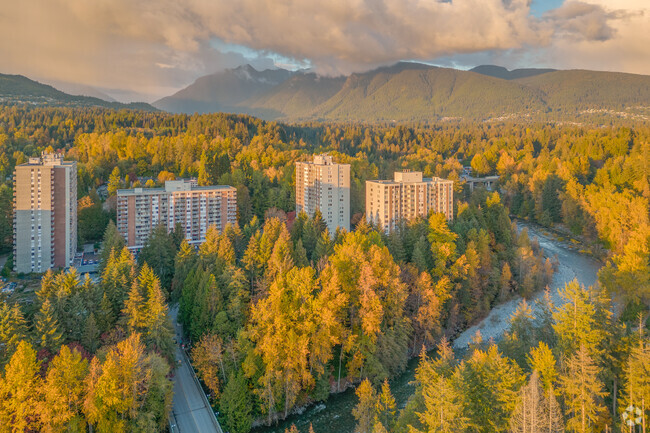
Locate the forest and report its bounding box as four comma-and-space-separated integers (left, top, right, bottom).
0, 105, 648, 432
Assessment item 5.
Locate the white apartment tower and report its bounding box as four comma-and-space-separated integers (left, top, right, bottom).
296, 154, 350, 234
117, 179, 237, 250
13, 153, 77, 273
366, 170, 453, 233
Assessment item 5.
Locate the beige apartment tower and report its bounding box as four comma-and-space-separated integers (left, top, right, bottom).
366, 170, 453, 233
13, 153, 77, 273
296, 154, 350, 234
117, 179, 237, 250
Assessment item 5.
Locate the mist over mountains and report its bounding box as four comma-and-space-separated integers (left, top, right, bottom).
152, 62, 650, 122
2, 62, 650, 123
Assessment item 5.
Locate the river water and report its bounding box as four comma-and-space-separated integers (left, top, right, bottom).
252, 222, 603, 433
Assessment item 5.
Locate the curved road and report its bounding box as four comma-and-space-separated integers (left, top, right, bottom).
170, 307, 223, 433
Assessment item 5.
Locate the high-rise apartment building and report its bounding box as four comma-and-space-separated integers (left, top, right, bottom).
13, 153, 77, 273
366, 170, 453, 233
117, 179, 237, 250
296, 154, 350, 234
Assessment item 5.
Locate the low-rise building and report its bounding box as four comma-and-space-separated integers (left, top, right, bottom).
117, 179, 237, 251
366, 170, 453, 233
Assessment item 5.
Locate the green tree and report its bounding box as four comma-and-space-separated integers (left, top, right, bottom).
99, 220, 126, 272
33, 298, 63, 352
220, 371, 253, 433
457, 344, 525, 433
82, 313, 101, 353
138, 224, 177, 292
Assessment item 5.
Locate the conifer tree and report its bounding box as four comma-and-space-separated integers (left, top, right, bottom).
123, 278, 146, 332
560, 344, 606, 433
0, 341, 42, 431
312, 229, 330, 260
410, 345, 467, 433
82, 313, 100, 353
620, 328, 649, 432
376, 379, 396, 430
36, 269, 56, 304
34, 298, 63, 352
353, 378, 377, 433
138, 224, 177, 290
221, 371, 253, 433
171, 240, 196, 300
99, 220, 125, 271
96, 292, 116, 333
41, 345, 89, 431
553, 280, 602, 358
0, 303, 29, 364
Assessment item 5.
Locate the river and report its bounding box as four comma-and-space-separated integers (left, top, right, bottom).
252, 222, 603, 433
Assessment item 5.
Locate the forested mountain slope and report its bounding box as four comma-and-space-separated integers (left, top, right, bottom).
151, 62, 650, 122
0, 73, 156, 111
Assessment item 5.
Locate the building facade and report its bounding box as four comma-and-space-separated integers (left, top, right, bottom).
366, 170, 454, 233
13, 153, 77, 273
296, 154, 350, 234
117, 179, 237, 250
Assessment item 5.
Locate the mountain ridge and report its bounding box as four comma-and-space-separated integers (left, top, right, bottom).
0, 73, 157, 111
151, 62, 650, 122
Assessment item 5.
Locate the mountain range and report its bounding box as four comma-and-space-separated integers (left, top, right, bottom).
2, 63, 650, 123
153, 62, 650, 122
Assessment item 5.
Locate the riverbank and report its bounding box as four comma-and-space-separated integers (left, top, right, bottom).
252, 221, 604, 433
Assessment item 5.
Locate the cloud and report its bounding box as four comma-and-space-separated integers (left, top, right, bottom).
538, 0, 650, 73
543, 1, 619, 41
0, 0, 648, 101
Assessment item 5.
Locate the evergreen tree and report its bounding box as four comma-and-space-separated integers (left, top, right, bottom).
34, 298, 63, 352
99, 220, 125, 271
458, 344, 525, 433
412, 235, 431, 272
313, 230, 334, 263
171, 240, 196, 300
138, 224, 177, 291
82, 313, 101, 353
220, 371, 253, 433
96, 292, 116, 333
0, 303, 29, 364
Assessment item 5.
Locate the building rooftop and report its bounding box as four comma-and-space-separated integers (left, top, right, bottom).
299, 154, 350, 167
19, 152, 75, 167
367, 175, 453, 185
117, 179, 236, 195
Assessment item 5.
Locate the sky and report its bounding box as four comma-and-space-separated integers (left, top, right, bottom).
0, 0, 648, 102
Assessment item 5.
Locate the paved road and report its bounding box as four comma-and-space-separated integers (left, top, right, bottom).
170, 307, 221, 433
